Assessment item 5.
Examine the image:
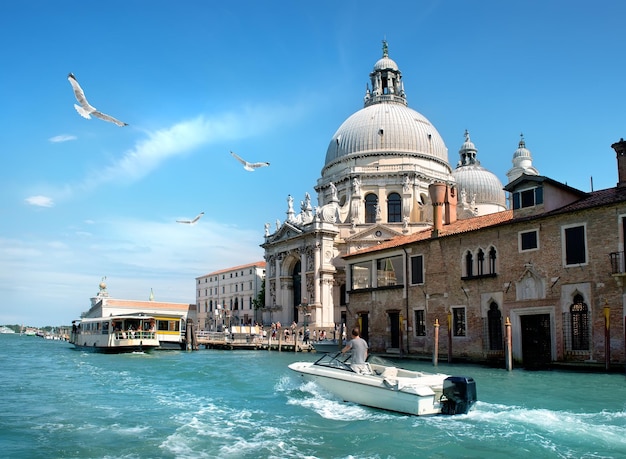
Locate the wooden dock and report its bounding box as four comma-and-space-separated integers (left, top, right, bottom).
195, 331, 315, 352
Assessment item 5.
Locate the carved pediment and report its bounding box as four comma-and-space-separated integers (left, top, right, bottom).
267, 222, 305, 243
344, 224, 403, 243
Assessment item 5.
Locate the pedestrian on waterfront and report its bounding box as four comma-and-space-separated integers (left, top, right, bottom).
341, 328, 369, 374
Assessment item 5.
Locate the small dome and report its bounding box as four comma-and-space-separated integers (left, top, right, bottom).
373, 57, 399, 71
453, 131, 506, 209
454, 165, 506, 208
513, 136, 532, 160
507, 133, 539, 183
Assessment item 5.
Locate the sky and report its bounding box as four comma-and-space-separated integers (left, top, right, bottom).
1, 1, 625, 327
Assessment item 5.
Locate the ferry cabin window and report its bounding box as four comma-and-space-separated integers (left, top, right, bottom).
520, 230, 538, 251
410, 255, 424, 285
157, 320, 180, 332
563, 224, 586, 265
512, 186, 543, 209
414, 309, 426, 336
452, 307, 466, 337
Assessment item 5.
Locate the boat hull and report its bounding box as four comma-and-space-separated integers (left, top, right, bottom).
289, 361, 444, 416
72, 335, 160, 353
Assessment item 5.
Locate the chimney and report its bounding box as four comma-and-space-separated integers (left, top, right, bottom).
612, 138, 626, 188
429, 182, 447, 237
444, 185, 457, 225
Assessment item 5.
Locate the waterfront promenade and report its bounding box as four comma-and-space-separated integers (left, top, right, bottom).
196, 329, 315, 352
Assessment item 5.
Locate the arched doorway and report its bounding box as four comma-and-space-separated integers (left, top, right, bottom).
292, 260, 301, 323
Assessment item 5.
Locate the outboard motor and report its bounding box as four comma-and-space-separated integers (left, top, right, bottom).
440, 376, 477, 415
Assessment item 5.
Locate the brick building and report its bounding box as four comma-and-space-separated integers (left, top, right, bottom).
343, 139, 626, 368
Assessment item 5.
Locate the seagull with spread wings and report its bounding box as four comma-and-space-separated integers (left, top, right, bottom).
68, 73, 128, 127
176, 212, 204, 225
230, 151, 270, 171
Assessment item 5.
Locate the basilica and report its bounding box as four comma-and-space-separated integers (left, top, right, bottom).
260, 42, 523, 331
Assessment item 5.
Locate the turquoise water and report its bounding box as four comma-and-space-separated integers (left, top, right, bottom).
1, 335, 626, 458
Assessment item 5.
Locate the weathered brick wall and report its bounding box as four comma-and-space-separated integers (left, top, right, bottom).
347, 202, 626, 365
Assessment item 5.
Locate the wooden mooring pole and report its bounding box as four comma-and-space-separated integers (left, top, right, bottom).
433, 319, 439, 366
447, 311, 452, 363
504, 317, 512, 371
604, 304, 611, 371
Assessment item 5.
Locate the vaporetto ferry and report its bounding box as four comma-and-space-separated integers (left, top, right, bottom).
73, 278, 197, 351
70, 314, 160, 353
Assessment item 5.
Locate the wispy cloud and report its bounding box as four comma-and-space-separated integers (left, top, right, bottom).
83, 102, 303, 189
31, 100, 311, 204
49, 134, 77, 143
25, 195, 54, 207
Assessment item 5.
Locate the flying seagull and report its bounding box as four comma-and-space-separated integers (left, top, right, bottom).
176, 212, 204, 225
230, 151, 270, 171
67, 73, 128, 127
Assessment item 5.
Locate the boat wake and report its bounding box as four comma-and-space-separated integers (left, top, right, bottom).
279, 376, 400, 421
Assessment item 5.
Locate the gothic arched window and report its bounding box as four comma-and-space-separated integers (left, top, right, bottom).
489, 247, 497, 274
387, 192, 401, 223
571, 294, 589, 350
365, 193, 378, 223
477, 249, 485, 276
487, 302, 503, 350
465, 251, 473, 277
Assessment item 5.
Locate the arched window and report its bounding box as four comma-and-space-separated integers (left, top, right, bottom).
477, 249, 485, 276
489, 247, 497, 274
365, 193, 378, 223
571, 294, 589, 350
487, 302, 503, 350
465, 251, 473, 277
387, 192, 401, 223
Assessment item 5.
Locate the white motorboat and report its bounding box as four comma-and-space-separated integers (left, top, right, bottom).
70, 314, 160, 353
288, 352, 476, 416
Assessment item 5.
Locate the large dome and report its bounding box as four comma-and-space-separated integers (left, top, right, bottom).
322, 41, 450, 176
323, 97, 449, 171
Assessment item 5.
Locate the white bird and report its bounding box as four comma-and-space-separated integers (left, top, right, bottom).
230, 151, 270, 171
176, 212, 204, 225
67, 73, 128, 127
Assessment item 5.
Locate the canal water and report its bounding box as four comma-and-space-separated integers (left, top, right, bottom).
1, 334, 625, 458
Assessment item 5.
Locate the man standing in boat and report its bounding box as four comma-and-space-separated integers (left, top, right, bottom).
341, 328, 369, 374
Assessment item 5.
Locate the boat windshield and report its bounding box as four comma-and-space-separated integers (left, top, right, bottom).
313, 352, 355, 372
366, 355, 396, 367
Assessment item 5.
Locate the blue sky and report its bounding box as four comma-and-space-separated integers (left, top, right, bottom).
2, 1, 625, 327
